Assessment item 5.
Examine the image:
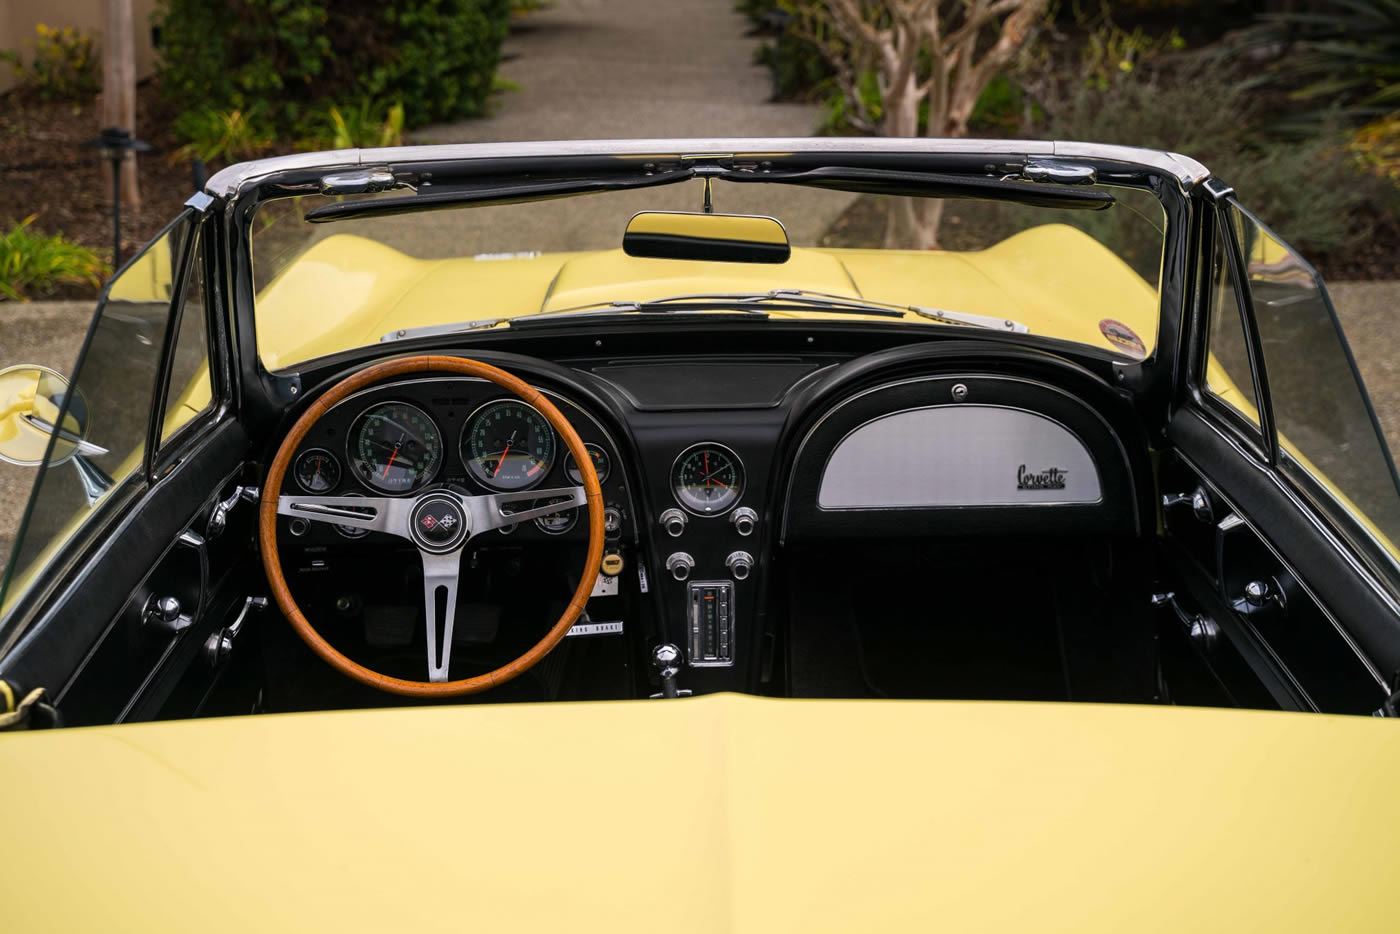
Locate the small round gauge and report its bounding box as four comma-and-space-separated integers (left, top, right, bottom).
533, 496, 580, 535
565, 443, 611, 485
671, 443, 744, 516
349, 402, 442, 494
462, 400, 556, 491
294, 448, 341, 494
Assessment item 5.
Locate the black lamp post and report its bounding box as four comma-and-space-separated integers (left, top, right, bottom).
84, 127, 151, 267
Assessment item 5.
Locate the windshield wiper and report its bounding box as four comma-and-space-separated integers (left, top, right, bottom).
380, 290, 1026, 343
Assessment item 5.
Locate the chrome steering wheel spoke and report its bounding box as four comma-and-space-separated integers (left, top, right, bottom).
420, 549, 463, 682
277, 494, 413, 538
464, 485, 587, 535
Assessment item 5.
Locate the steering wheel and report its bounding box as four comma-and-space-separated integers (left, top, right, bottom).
259, 355, 605, 697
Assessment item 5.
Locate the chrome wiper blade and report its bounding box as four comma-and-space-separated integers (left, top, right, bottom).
736, 289, 1029, 332
380, 303, 769, 342
379, 289, 1026, 342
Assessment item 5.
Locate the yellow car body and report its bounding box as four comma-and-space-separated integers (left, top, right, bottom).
5, 694, 1400, 932
3, 139, 1399, 931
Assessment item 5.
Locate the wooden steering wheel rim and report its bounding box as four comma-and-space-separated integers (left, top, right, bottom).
258, 355, 606, 697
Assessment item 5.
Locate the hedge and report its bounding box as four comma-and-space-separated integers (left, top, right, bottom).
154, 0, 513, 133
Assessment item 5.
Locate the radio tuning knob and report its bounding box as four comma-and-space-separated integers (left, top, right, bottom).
666, 552, 695, 582
659, 508, 688, 538
730, 507, 757, 537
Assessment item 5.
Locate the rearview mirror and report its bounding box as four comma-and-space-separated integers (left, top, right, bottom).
0, 365, 98, 467
623, 212, 791, 264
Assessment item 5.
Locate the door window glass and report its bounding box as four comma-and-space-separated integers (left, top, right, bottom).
1, 212, 194, 635
1203, 217, 1261, 429
1229, 200, 1400, 556
160, 228, 214, 444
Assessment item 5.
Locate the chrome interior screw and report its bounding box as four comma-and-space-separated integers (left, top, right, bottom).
951, 383, 969, 402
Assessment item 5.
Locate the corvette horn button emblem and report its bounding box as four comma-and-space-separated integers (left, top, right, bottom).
410, 495, 468, 551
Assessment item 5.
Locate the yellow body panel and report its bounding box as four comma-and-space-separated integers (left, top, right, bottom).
1, 695, 1398, 931
255, 224, 1158, 370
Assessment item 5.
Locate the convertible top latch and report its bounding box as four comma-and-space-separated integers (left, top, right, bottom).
1020, 160, 1097, 186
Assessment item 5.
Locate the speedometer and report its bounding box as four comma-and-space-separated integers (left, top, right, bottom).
462, 399, 556, 491
349, 402, 442, 494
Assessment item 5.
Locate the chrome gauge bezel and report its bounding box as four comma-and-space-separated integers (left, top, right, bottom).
670, 442, 745, 517
565, 443, 611, 486
346, 400, 444, 496
293, 447, 342, 494
460, 398, 557, 493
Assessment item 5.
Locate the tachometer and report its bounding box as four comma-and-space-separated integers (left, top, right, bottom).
671, 443, 744, 515
462, 399, 556, 491
349, 402, 442, 494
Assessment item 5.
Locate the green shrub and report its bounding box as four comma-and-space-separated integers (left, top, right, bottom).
172, 107, 278, 163
155, 0, 512, 138
0, 23, 99, 102
1233, 0, 1400, 134
322, 100, 406, 149
0, 216, 109, 302
1036, 54, 1389, 257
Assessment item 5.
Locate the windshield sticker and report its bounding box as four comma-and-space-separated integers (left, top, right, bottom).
1099, 319, 1146, 358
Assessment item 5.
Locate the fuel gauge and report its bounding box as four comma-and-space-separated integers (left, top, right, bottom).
295, 448, 341, 493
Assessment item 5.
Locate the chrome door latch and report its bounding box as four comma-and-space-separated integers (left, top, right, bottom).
204, 596, 268, 666
143, 594, 192, 635
206, 485, 259, 539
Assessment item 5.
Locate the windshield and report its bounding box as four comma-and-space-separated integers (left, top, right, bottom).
251, 180, 1167, 370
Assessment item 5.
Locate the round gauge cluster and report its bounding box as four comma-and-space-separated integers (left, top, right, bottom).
349, 402, 443, 494
461, 400, 557, 491
294, 448, 341, 493
565, 443, 610, 485
671, 443, 745, 515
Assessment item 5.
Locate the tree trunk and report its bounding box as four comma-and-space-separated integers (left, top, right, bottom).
102, 0, 140, 211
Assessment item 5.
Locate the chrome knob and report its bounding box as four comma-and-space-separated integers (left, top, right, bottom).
659, 508, 688, 538
725, 551, 754, 581
666, 552, 694, 582
143, 594, 189, 634
730, 507, 757, 537
1244, 579, 1270, 608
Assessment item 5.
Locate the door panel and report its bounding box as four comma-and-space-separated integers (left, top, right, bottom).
1167, 409, 1395, 713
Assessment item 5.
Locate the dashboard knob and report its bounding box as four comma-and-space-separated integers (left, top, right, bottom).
659, 508, 688, 538
730, 507, 758, 537
725, 551, 754, 581
666, 552, 695, 582
603, 507, 623, 535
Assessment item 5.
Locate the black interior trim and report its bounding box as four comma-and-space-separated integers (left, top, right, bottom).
1170, 407, 1400, 676
0, 419, 250, 697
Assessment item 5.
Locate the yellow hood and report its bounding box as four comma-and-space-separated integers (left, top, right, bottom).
2, 695, 1397, 931
255, 225, 1158, 370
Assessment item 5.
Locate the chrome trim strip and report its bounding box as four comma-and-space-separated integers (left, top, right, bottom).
206, 138, 1210, 199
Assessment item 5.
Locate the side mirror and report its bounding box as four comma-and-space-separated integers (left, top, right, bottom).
623, 211, 791, 264
0, 365, 102, 467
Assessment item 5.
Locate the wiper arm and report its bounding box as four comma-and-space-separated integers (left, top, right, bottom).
380, 303, 770, 342
380, 289, 1027, 343
753, 289, 1029, 333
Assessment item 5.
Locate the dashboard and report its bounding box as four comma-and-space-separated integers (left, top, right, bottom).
270, 339, 1151, 697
